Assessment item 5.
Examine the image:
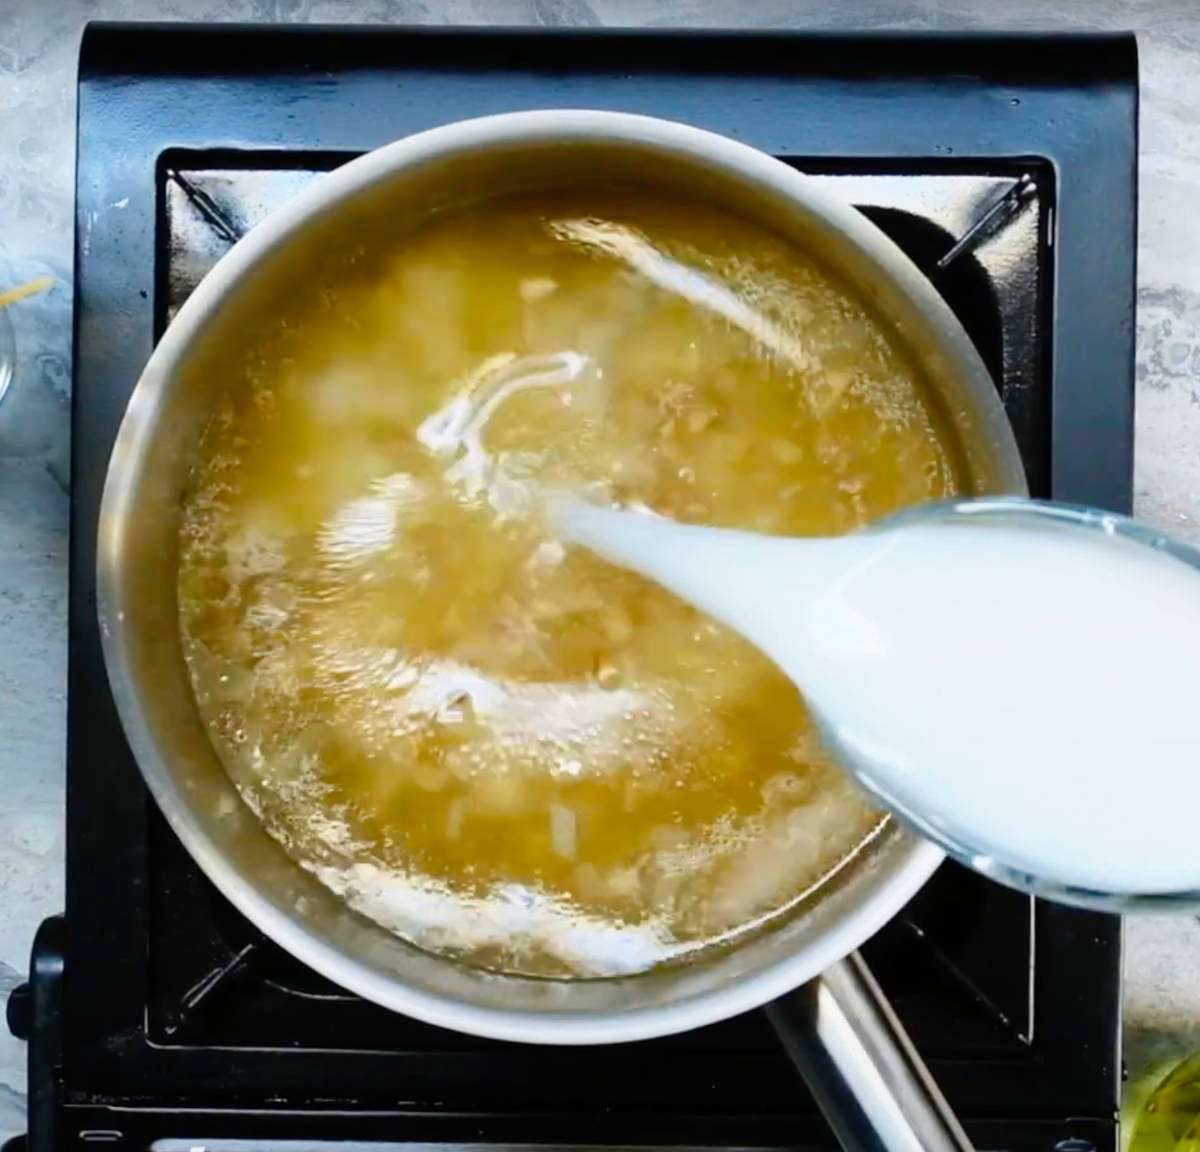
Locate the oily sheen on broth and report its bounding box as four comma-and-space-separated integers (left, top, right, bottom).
177, 186, 964, 978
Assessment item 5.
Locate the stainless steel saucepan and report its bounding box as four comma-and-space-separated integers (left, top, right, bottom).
97, 111, 1025, 1150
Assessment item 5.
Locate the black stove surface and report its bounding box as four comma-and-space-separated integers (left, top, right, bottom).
9, 22, 1135, 1152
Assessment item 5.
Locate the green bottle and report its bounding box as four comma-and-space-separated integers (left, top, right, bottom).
1128, 1053, 1200, 1151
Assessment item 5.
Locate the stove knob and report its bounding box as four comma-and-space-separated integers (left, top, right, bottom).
6, 983, 30, 1040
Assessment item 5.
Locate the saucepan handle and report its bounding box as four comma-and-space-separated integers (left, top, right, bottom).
765, 951, 974, 1152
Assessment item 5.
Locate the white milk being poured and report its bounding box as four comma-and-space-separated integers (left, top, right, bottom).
559, 498, 1200, 899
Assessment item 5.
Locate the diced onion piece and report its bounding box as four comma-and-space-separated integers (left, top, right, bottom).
519, 277, 558, 302
549, 803, 577, 860
770, 437, 803, 465
446, 798, 465, 840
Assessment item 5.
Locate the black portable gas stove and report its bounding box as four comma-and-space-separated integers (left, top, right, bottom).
5, 23, 1135, 1152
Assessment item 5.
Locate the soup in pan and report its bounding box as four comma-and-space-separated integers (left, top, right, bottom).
178, 186, 966, 977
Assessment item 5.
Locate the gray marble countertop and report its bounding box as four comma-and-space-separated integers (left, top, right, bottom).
2, 0, 1199, 1140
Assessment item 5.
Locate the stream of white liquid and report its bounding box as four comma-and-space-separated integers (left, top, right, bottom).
559, 499, 1200, 898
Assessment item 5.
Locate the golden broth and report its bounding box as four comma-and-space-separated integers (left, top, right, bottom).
178, 187, 964, 977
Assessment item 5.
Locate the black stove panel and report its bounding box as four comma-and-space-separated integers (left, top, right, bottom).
8, 23, 1135, 1152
